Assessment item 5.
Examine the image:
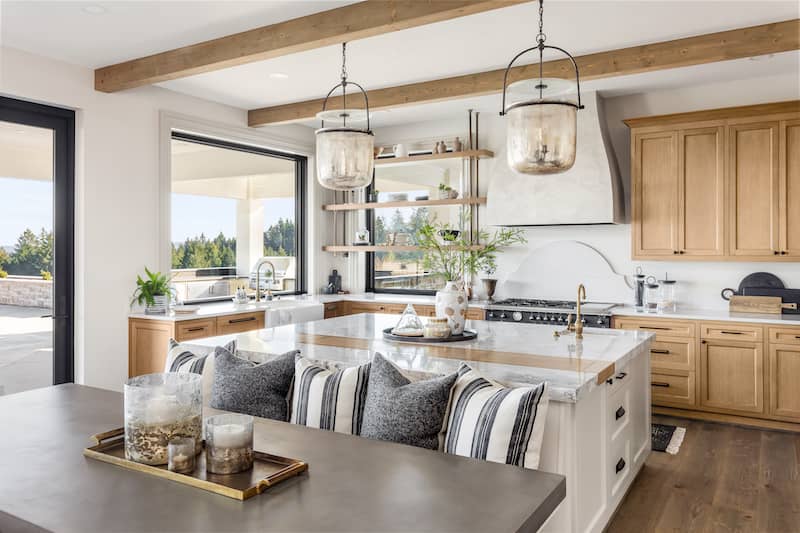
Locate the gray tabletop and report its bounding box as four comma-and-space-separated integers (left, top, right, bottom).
0, 385, 565, 533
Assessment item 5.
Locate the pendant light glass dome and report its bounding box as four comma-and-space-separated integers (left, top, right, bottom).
499, 0, 584, 175
315, 43, 374, 191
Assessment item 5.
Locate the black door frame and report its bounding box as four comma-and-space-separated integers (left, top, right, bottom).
0, 96, 75, 384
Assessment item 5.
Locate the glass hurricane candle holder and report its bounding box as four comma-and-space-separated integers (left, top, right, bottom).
205, 414, 254, 475
124, 373, 202, 466
506, 102, 577, 174
168, 437, 196, 474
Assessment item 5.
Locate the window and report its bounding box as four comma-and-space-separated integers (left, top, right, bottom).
366, 162, 465, 294
170, 133, 305, 303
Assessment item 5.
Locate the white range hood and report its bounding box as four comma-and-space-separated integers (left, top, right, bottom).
486, 92, 624, 226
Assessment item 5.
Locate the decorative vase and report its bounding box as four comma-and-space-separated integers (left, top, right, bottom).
435, 280, 468, 335
481, 278, 498, 301
453, 137, 463, 152
145, 294, 168, 315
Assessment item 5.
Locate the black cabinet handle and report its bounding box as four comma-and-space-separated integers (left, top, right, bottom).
774, 250, 780, 255
651, 349, 671, 355
616, 372, 628, 380
720, 331, 744, 335
229, 316, 256, 324
616, 458, 626, 474
185, 327, 204, 332
639, 326, 670, 331
652, 381, 670, 388
615, 406, 626, 420
606, 378, 614, 385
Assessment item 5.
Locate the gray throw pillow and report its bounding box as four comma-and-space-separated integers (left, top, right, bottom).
210, 346, 298, 421
360, 352, 458, 450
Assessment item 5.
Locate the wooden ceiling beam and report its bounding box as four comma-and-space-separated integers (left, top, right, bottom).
94, 0, 529, 93
248, 18, 800, 126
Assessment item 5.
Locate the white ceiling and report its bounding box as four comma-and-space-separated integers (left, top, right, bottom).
1, 0, 798, 128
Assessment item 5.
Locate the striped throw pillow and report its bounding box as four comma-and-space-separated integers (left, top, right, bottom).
164, 339, 236, 375
443, 364, 549, 469
290, 356, 370, 435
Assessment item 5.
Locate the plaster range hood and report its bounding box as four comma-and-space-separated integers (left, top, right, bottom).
486, 92, 624, 226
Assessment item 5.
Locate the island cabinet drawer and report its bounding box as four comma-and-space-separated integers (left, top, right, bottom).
174, 319, 216, 342
215, 312, 264, 335
649, 339, 695, 372
769, 327, 800, 345
700, 322, 763, 342
608, 436, 632, 498
651, 370, 695, 407
614, 317, 695, 339
607, 385, 631, 442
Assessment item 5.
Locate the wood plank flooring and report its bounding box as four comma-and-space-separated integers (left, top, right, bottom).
608, 415, 800, 532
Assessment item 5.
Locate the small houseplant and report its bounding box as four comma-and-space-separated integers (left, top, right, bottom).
131, 267, 173, 314
437, 183, 458, 200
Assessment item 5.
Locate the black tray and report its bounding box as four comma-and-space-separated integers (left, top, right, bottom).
382, 327, 477, 343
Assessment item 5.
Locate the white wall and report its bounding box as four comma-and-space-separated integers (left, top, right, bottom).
0, 46, 314, 391
373, 72, 800, 310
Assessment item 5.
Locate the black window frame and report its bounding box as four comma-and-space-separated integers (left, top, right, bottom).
0, 96, 75, 384
170, 131, 307, 297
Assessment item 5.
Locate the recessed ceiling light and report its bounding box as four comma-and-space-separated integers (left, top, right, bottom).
82, 4, 107, 14
268, 72, 289, 80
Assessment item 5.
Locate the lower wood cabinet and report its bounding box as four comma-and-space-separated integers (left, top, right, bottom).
769, 344, 800, 420
651, 370, 695, 408
699, 338, 764, 415
215, 312, 264, 335
340, 301, 485, 320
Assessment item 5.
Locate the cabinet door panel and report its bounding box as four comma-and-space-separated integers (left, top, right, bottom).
781, 119, 800, 256
728, 122, 780, 256
700, 339, 764, 414
679, 127, 724, 256
633, 132, 678, 257
769, 345, 800, 421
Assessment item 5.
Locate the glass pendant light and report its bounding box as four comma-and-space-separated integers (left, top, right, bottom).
315, 42, 374, 190
499, 0, 584, 174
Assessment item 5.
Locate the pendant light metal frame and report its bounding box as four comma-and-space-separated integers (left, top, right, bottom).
317, 42, 373, 137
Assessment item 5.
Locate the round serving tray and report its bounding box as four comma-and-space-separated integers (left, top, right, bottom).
382, 327, 478, 343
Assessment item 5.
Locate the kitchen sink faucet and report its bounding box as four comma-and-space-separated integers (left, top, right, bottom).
253, 258, 277, 302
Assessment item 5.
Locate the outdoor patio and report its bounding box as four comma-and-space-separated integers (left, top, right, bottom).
0, 304, 52, 396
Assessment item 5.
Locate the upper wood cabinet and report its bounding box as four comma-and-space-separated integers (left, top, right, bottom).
626, 101, 800, 261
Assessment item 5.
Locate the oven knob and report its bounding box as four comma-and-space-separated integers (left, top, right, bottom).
596, 317, 604, 325
581, 318, 586, 324
512, 311, 523, 322
549, 316, 555, 322
499, 313, 507, 319
529, 314, 536, 321
488, 312, 495, 319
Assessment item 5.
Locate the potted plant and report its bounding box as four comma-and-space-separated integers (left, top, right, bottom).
437, 183, 458, 200
131, 267, 174, 315
416, 215, 525, 333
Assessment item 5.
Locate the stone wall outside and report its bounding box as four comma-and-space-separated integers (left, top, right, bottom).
0, 278, 53, 309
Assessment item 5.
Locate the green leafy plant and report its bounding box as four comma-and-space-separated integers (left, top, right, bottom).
0, 269, 7, 279
438, 183, 453, 192
415, 211, 526, 283
40, 270, 52, 281
130, 267, 173, 308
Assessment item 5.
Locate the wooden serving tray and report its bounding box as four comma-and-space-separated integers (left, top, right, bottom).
382, 327, 478, 343
84, 428, 307, 500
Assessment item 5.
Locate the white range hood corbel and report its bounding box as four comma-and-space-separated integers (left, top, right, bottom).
486, 91, 624, 226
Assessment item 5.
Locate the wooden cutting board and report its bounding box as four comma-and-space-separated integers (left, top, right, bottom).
729, 295, 798, 314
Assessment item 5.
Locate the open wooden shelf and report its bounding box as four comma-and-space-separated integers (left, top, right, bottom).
373, 149, 494, 166
322, 196, 487, 212
322, 245, 484, 253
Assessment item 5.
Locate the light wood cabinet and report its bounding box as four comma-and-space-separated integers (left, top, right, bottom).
128, 319, 173, 377
626, 100, 800, 261
216, 312, 265, 335
768, 344, 800, 420
175, 318, 216, 341
323, 302, 342, 319
699, 338, 764, 415
341, 301, 484, 320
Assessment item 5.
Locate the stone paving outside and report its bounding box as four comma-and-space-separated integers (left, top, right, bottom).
0, 304, 52, 396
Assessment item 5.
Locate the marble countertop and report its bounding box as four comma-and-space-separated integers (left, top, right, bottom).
613, 305, 800, 326
192, 313, 653, 403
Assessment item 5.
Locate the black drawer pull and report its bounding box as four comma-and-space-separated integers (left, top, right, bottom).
639, 325, 671, 331
185, 327, 205, 332
615, 406, 626, 420
796, 336, 800, 340
615, 458, 626, 474
651, 349, 671, 355
616, 372, 628, 380
720, 330, 744, 335
652, 381, 670, 388
229, 316, 256, 324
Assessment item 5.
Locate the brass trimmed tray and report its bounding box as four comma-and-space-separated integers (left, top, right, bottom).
382, 327, 478, 343
84, 428, 308, 500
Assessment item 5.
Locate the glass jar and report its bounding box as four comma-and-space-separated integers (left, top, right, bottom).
659, 278, 677, 313
644, 282, 660, 313
124, 373, 202, 465
205, 413, 254, 474
423, 317, 452, 339
168, 437, 196, 474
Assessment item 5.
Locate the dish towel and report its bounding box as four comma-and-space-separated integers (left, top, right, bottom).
264, 303, 324, 327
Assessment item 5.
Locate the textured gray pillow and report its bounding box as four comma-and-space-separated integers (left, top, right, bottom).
210, 346, 298, 421
360, 352, 458, 450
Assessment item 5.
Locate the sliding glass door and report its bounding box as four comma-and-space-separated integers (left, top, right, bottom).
0, 97, 75, 394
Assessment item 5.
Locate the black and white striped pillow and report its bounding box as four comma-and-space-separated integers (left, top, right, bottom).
164, 339, 236, 374
443, 364, 549, 469
290, 356, 370, 435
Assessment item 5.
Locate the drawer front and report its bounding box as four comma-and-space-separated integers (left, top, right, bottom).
614, 317, 695, 339
416, 305, 437, 317
216, 312, 264, 335
175, 319, 216, 342
651, 370, 695, 407
348, 302, 397, 314
608, 437, 632, 498
608, 385, 631, 443
650, 339, 695, 372
323, 303, 341, 319
769, 327, 800, 346
466, 308, 485, 320
700, 322, 763, 342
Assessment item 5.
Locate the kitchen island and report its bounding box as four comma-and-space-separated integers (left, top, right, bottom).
194, 313, 654, 533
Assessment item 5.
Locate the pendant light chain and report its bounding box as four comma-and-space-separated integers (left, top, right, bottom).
537, 0, 545, 100
341, 42, 348, 128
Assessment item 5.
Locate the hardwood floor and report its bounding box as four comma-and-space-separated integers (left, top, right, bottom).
608, 415, 800, 532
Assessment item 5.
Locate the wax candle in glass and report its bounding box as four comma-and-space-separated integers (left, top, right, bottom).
168, 437, 196, 474
205, 414, 254, 474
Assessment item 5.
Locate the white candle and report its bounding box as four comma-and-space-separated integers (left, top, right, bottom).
144, 395, 181, 424
212, 423, 250, 448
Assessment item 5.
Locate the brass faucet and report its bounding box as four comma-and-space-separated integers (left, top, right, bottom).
574, 283, 586, 339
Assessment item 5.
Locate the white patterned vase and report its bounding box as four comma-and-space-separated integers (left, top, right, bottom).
435, 280, 468, 335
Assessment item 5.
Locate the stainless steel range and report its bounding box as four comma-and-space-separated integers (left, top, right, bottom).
485, 298, 620, 328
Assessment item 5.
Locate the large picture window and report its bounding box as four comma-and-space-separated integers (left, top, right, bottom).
170, 133, 305, 303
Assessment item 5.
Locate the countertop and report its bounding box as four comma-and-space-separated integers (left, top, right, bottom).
192, 313, 653, 403
0, 385, 565, 533
613, 305, 800, 326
